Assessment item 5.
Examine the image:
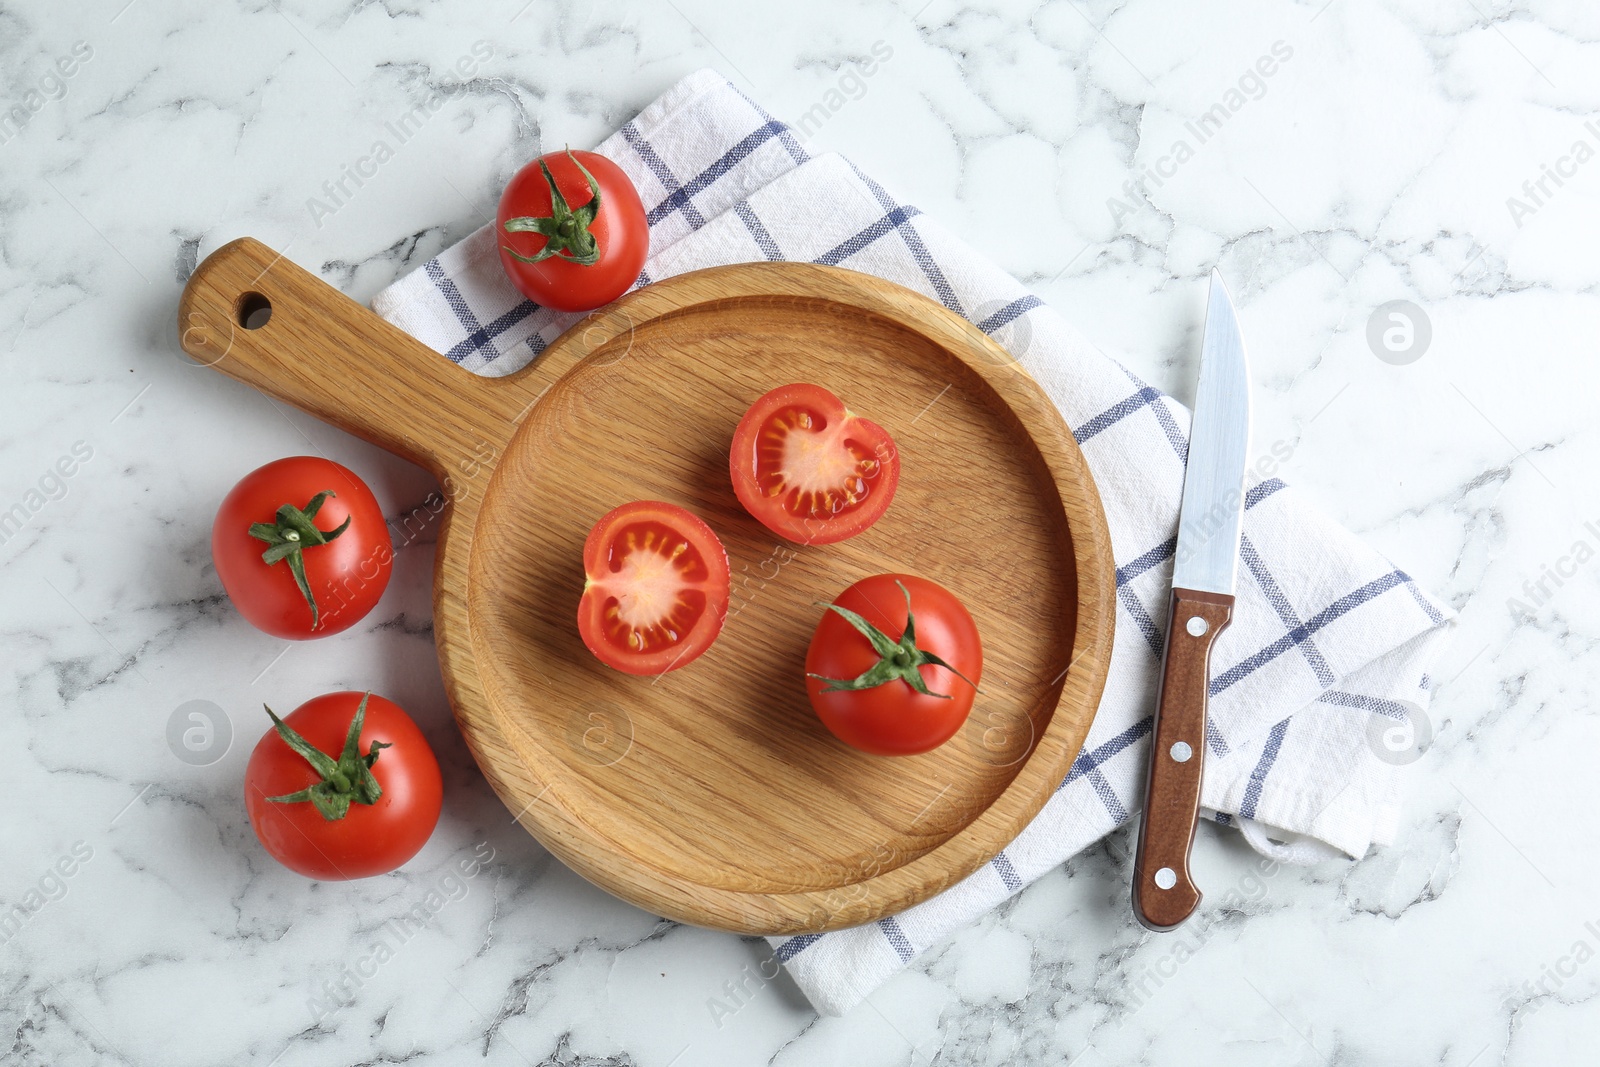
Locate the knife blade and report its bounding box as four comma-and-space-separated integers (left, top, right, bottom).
1133, 268, 1252, 932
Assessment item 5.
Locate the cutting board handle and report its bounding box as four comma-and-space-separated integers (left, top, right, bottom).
178, 237, 533, 480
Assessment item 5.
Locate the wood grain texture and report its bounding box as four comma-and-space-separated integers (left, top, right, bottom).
1132, 587, 1234, 932
180, 238, 1116, 934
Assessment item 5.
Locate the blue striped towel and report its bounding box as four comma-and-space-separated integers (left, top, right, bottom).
372, 69, 1454, 1016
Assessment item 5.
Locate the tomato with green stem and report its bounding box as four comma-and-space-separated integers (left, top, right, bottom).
212, 457, 392, 639
806, 574, 983, 756
497, 148, 649, 313
244, 691, 442, 880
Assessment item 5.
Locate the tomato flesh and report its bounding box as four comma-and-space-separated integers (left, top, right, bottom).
579, 502, 730, 675
731, 384, 899, 545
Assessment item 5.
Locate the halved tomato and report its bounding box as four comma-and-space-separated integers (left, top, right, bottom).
578, 501, 731, 675
729, 383, 900, 545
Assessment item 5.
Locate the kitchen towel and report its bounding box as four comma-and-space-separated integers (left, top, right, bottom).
372, 69, 1454, 1016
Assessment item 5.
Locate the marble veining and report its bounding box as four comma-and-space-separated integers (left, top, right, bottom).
2, 0, 1596, 1063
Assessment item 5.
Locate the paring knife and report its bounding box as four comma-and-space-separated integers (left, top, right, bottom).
1132, 268, 1251, 932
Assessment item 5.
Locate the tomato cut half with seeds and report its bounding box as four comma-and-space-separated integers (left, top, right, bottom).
729, 383, 900, 545
578, 501, 731, 675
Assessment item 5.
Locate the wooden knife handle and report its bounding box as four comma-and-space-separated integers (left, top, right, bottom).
1133, 587, 1233, 931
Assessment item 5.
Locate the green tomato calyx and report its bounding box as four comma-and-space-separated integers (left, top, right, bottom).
501, 149, 604, 267
263, 693, 389, 822
807, 580, 980, 700
246, 490, 350, 629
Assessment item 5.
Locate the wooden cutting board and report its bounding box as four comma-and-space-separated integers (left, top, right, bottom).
179, 238, 1115, 933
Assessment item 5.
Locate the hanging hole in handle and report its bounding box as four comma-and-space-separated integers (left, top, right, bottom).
236, 292, 273, 330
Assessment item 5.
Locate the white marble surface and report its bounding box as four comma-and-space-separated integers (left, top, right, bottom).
0, 0, 1594, 1063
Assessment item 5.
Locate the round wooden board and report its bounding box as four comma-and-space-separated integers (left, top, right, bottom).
179, 241, 1115, 935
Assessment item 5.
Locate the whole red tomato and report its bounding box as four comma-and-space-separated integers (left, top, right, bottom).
497, 149, 648, 312
806, 574, 983, 756
212, 457, 392, 639
244, 691, 442, 880
729, 383, 900, 545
